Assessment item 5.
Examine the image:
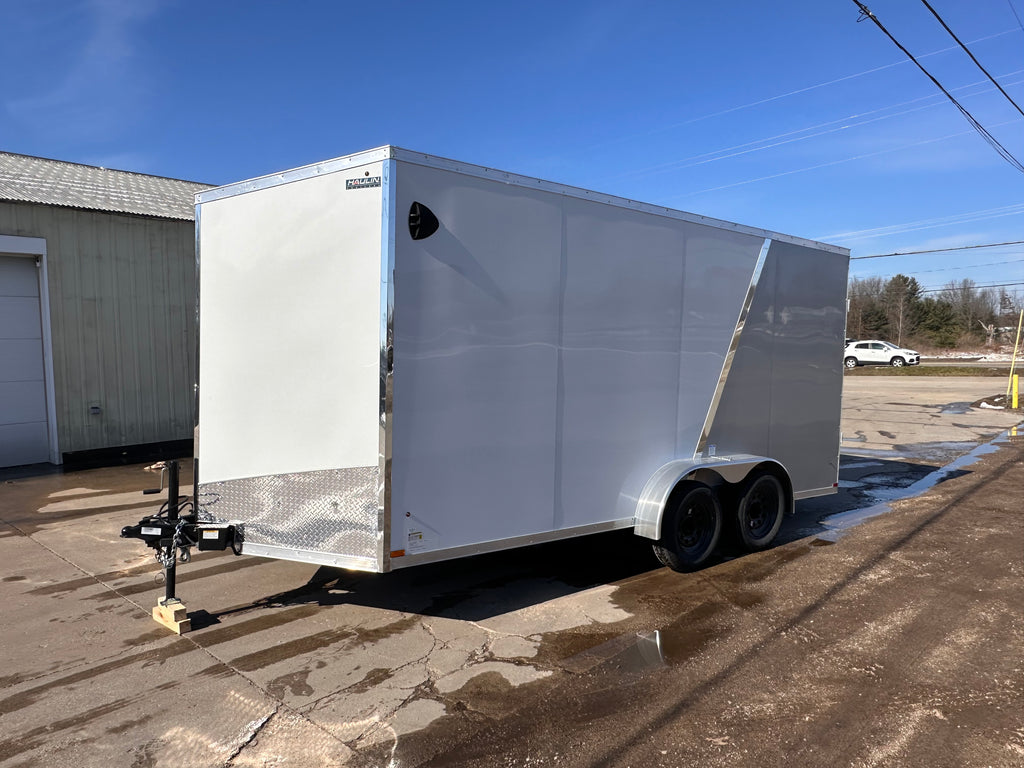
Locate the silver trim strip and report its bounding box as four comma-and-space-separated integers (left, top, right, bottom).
196, 146, 848, 255
696, 238, 772, 457
379, 159, 397, 572
391, 518, 635, 569
794, 486, 838, 500
193, 203, 201, 501
241, 542, 380, 572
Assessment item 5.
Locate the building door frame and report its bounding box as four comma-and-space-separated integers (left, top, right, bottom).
0, 234, 60, 464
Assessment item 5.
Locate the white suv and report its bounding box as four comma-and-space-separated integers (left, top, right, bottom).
844, 340, 920, 368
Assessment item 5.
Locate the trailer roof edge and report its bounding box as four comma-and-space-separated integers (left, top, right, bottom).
196, 145, 849, 256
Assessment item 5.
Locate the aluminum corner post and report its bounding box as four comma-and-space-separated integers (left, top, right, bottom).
193, 201, 202, 507
378, 158, 397, 572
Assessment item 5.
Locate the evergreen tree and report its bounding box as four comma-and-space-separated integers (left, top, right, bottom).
916, 298, 958, 348
881, 274, 921, 346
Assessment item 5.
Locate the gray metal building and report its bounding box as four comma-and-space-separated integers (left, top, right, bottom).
0, 152, 210, 468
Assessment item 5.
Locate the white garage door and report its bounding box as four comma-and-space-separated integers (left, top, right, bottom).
0, 254, 50, 467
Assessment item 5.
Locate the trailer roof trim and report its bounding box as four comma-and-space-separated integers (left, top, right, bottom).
196, 146, 849, 255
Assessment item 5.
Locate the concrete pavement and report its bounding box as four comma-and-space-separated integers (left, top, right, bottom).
0, 377, 1021, 767
840, 376, 1019, 461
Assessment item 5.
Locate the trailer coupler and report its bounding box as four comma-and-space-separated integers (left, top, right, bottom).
120, 460, 240, 634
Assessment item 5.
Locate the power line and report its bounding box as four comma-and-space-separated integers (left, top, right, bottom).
869, 257, 1024, 278
1006, 0, 1024, 34
577, 27, 1020, 158
680, 119, 1017, 198
919, 280, 1024, 294
852, 239, 1024, 259
616, 72, 1024, 183
852, 1, 1024, 174
660, 27, 1022, 131
919, 0, 1024, 119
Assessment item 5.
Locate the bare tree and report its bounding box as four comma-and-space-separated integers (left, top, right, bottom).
978, 319, 996, 346
847, 276, 885, 339
940, 279, 998, 342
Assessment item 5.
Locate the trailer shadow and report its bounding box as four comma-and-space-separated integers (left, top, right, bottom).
205, 528, 663, 625
203, 453, 972, 626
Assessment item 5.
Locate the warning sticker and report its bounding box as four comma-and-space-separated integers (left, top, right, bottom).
407, 529, 427, 554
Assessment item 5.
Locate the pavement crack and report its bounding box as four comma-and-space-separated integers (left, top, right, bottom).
302, 621, 438, 715
223, 706, 278, 766
174, 622, 358, 758
344, 685, 421, 751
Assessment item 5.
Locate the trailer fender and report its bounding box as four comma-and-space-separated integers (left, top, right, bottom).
633, 456, 790, 540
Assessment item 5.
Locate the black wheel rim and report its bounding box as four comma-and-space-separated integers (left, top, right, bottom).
676, 492, 717, 554
744, 477, 781, 539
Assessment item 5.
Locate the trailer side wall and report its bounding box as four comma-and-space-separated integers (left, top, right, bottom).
390, 161, 765, 561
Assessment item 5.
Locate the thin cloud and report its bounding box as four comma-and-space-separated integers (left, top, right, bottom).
6, 0, 165, 143
602, 71, 1024, 184
819, 203, 1024, 243
566, 27, 1023, 157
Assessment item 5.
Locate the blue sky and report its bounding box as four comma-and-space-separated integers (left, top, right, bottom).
2, 0, 1023, 295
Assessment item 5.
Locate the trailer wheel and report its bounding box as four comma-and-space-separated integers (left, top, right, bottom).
844, 356, 858, 369
890, 356, 905, 367
736, 470, 785, 551
653, 482, 722, 572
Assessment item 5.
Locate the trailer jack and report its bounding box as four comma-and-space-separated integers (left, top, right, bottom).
120, 460, 239, 633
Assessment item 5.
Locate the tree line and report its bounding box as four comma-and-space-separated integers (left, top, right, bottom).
847, 274, 1020, 349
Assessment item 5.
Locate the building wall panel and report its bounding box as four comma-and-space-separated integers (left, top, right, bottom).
0, 201, 195, 455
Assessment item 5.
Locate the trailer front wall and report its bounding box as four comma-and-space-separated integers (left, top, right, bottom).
390, 162, 764, 561
197, 163, 384, 567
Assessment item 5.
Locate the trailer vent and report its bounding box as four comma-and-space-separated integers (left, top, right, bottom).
409, 202, 439, 240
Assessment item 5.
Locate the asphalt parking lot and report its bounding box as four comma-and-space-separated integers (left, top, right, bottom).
1, 377, 1022, 767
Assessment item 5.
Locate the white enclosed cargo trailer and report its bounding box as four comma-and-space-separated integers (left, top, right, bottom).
194, 146, 849, 573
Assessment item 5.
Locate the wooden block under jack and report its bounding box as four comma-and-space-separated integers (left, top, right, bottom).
153, 598, 191, 634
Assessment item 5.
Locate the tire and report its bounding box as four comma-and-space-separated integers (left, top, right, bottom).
735, 470, 785, 552
844, 356, 858, 369
652, 482, 722, 572
890, 356, 905, 367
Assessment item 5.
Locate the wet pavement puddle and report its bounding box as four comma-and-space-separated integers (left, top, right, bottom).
561, 625, 711, 676
819, 432, 1009, 541
608, 630, 669, 673
939, 401, 973, 414
840, 461, 884, 470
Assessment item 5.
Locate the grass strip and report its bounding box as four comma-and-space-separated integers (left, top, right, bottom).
846, 366, 1011, 377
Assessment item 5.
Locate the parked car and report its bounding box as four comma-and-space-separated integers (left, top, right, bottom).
844, 340, 920, 368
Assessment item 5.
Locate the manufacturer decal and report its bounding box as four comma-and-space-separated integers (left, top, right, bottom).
346, 176, 381, 190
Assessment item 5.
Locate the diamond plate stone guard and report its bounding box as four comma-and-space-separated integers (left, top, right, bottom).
197, 466, 380, 562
